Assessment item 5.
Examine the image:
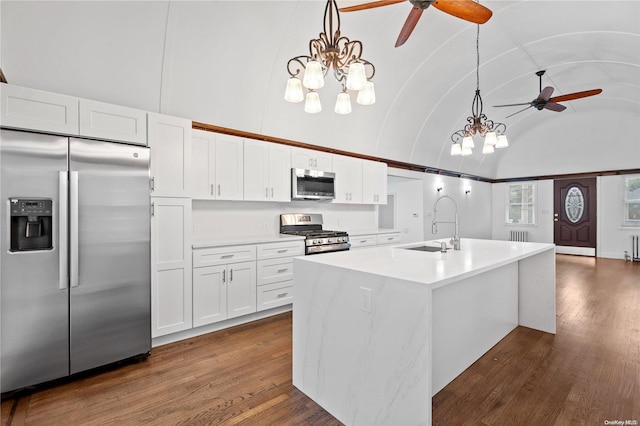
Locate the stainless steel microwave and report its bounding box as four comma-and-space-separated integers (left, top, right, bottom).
291, 168, 335, 201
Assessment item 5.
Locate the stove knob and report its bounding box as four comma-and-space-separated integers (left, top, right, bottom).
327, 238, 333, 244
313, 240, 318, 245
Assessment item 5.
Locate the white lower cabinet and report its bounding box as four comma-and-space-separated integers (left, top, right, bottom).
376, 232, 402, 246
349, 234, 377, 250
151, 197, 192, 338
192, 245, 257, 327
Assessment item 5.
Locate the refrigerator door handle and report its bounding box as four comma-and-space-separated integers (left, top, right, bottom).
70, 171, 79, 288
59, 171, 69, 290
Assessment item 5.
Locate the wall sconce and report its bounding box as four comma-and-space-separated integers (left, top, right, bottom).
437, 187, 443, 193
465, 189, 471, 195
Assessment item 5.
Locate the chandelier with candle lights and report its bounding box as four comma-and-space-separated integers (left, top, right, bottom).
284, 0, 376, 114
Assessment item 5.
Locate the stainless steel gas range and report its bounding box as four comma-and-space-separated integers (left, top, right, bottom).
280, 213, 350, 255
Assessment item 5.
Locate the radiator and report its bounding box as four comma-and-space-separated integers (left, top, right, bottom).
633, 235, 639, 261
510, 230, 529, 242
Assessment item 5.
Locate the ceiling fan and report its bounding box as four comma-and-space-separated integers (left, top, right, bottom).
339, 0, 493, 47
494, 70, 603, 118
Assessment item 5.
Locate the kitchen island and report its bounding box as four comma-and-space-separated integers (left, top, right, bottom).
292, 238, 555, 426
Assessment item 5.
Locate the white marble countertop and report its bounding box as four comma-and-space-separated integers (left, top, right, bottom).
192, 233, 305, 249
297, 238, 555, 288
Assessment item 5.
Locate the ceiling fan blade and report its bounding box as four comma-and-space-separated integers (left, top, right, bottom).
538, 86, 554, 102
339, 0, 405, 13
395, 7, 423, 47
505, 105, 533, 119
544, 102, 567, 112
432, 0, 493, 24
549, 88, 603, 103
493, 102, 533, 108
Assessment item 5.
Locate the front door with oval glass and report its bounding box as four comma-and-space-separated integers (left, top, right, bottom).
554, 178, 597, 255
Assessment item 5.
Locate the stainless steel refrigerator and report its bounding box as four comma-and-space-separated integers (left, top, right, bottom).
1, 129, 151, 393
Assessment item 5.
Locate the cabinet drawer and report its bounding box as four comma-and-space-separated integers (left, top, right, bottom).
257, 282, 293, 312
257, 258, 293, 286
257, 241, 304, 260
349, 235, 377, 249
376, 233, 402, 246
193, 245, 256, 268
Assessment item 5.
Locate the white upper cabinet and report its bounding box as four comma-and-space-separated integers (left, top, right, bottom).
79, 99, 147, 145
291, 146, 333, 172
332, 154, 363, 204
191, 129, 216, 199
362, 160, 388, 205
191, 130, 244, 200
1, 83, 79, 135
148, 113, 192, 198
244, 139, 291, 202
214, 134, 244, 200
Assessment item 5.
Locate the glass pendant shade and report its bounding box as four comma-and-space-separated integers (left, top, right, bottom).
335, 91, 352, 114
304, 91, 322, 113
461, 146, 473, 156
484, 131, 497, 146
303, 61, 324, 90
356, 80, 376, 105
284, 77, 304, 103
346, 62, 366, 91
496, 134, 509, 148
462, 136, 475, 149
482, 139, 495, 154
450, 143, 462, 156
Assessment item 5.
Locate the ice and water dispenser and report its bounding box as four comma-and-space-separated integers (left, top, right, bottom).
9, 198, 53, 252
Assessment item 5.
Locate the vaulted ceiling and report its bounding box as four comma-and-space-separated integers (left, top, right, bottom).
2, 1, 639, 179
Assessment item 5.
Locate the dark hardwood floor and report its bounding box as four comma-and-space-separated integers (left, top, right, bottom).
2, 255, 639, 425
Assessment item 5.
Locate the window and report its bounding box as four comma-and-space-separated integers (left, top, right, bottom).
624, 175, 640, 227
506, 182, 535, 225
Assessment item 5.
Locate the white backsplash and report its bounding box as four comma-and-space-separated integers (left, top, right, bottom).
192, 200, 377, 240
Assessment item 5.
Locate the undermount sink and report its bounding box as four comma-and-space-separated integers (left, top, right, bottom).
402, 245, 443, 252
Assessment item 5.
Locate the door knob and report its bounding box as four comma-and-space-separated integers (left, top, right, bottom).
554, 213, 559, 217
554, 218, 559, 222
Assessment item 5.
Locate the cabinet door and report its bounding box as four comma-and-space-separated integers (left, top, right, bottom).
362, 160, 388, 205
333, 155, 362, 204
267, 143, 291, 202
0, 83, 79, 135
193, 265, 228, 327
227, 261, 257, 319
151, 197, 192, 337
148, 113, 192, 198
79, 99, 147, 145
291, 147, 332, 171
215, 134, 244, 200
243, 139, 269, 201
191, 129, 216, 199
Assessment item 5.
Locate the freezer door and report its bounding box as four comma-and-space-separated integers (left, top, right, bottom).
69, 138, 151, 374
1, 129, 70, 393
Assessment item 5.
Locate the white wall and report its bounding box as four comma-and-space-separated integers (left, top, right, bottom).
491, 180, 554, 243
491, 176, 640, 259
598, 175, 640, 259
192, 200, 376, 243
388, 168, 493, 242
386, 177, 424, 243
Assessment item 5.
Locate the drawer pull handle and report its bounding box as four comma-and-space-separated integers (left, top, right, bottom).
221, 254, 234, 259
277, 268, 289, 273
387, 237, 393, 240
277, 292, 288, 298
277, 249, 288, 253
360, 240, 367, 243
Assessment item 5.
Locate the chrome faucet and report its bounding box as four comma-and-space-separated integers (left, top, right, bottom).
432, 195, 461, 250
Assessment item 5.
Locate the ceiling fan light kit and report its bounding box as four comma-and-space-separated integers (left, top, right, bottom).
284, 0, 376, 114
450, 21, 508, 156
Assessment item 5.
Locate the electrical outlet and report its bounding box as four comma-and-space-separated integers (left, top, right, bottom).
360, 287, 372, 313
